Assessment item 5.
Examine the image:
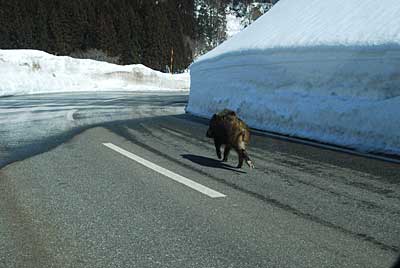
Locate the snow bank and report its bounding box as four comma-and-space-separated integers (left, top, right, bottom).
0, 49, 189, 96
187, 0, 400, 155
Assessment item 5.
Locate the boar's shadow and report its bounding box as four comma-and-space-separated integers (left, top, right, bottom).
181, 154, 246, 174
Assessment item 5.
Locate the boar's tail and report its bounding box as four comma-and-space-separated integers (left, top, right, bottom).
240, 128, 250, 143
237, 129, 247, 150
241, 130, 246, 139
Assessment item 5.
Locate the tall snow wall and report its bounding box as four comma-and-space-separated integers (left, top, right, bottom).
187, 0, 400, 155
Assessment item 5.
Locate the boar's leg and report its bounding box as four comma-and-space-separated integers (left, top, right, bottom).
214, 141, 222, 159
237, 153, 244, 168
242, 149, 255, 169
237, 149, 254, 169
223, 145, 231, 162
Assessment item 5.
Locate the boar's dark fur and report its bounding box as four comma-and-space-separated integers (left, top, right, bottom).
206, 109, 254, 169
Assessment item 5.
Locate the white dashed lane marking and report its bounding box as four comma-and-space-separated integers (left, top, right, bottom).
103, 143, 226, 198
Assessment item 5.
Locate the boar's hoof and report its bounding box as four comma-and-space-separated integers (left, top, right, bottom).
246, 160, 255, 169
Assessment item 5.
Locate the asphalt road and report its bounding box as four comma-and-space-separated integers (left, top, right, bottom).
0, 92, 399, 267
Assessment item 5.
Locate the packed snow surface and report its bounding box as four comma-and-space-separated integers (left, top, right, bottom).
0, 49, 189, 97
187, 0, 400, 155
199, 0, 400, 63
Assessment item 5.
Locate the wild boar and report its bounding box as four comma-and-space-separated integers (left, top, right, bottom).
206, 109, 254, 169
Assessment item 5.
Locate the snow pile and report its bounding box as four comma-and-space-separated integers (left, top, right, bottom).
0, 49, 189, 96
187, 0, 400, 155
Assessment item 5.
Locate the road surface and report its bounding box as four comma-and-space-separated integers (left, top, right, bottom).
0, 92, 399, 267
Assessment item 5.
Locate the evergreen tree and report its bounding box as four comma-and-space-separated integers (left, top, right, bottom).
195, 0, 228, 57
34, 0, 49, 50
0, 0, 14, 48
0, 0, 277, 71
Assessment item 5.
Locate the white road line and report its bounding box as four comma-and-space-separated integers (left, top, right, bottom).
101, 97, 126, 103
103, 143, 226, 198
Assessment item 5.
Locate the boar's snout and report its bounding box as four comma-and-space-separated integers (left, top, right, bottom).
206, 128, 213, 138
207, 114, 218, 138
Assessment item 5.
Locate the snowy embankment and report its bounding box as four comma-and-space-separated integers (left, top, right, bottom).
187, 0, 400, 155
0, 49, 189, 96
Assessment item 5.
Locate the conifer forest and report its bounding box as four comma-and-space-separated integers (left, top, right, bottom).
0, 0, 277, 72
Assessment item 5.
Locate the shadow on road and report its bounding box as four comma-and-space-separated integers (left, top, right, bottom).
181, 154, 246, 174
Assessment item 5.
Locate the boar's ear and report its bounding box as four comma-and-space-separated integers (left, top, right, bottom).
210, 114, 217, 121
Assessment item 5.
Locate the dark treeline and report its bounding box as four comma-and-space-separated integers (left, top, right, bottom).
0, 0, 277, 72
0, 0, 195, 72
